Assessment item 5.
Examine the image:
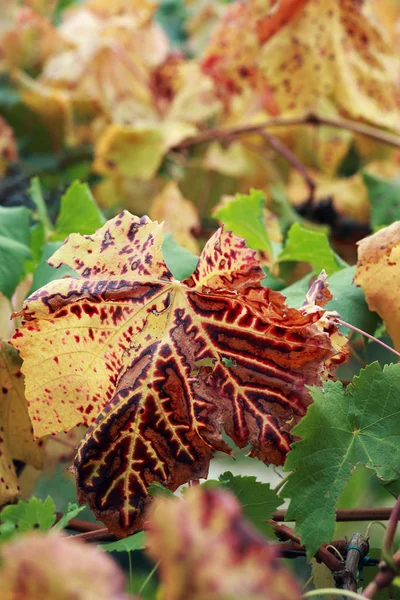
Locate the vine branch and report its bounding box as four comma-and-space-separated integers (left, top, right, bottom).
174, 112, 400, 151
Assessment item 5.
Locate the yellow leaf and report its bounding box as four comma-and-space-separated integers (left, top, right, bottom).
147, 486, 302, 600
202, 0, 400, 130
355, 222, 400, 352
259, 0, 400, 128
94, 121, 196, 180
0, 531, 127, 600
149, 182, 200, 254
0, 341, 46, 505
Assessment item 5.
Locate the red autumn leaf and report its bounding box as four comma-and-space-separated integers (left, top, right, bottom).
12, 211, 345, 535
146, 485, 302, 600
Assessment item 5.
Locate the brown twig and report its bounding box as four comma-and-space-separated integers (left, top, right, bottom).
174, 112, 400, 151
257, 129, 316, 204
334, 532, 369, 592
383, 494, 400, 555
362, 548, 400, 598
272, 508, 393, 522
267, 520, 344, 573
66, 528, 115, 543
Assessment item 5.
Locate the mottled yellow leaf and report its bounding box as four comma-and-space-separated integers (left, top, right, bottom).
147, 486, 302, 600
202, 0, 400, 130
355, 222, 400, 351
0, 341, 45, 505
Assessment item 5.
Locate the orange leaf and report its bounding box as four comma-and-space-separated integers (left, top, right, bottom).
12, 212, 345, 535
147, 486, 302, 600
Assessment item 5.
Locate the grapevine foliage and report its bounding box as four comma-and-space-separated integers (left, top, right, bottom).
2, 0, 400, 597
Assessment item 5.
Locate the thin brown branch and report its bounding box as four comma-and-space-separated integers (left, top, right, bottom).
362, 549, 400, 598
383, 494, 400, 555
245, 130, 316, 208
272, 508, 393, 522
174, 112, 400, 151
66, 528, 115, 543
267, 520, 344, 573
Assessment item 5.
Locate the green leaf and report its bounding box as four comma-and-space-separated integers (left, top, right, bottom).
0, 206, 32, 298
55, 502, 86, 530
29, 177, 52, 233
100, 532, 146, 553
162, 233, 199, 280
325, 266, 380, 334
148, 482, 175, 498
363, 171, 400, 229
213, 190, 272, 254
284, 363, 400, 557
52, 181, 105, 242
30, 241, 76, 293
217, 471, 282, 536
0, 497, 56, 542
278, 223, 343, 276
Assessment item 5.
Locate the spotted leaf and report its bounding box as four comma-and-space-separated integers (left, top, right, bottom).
12, 211, 345, 535
0, 341, 46, 505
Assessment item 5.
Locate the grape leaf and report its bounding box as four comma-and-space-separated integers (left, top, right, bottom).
100, 531, 145, 553
363, 171, 400, 229
0, 341, 45, 505
0, 531, 127, 600
278, 223, 343, 276
147, 486, 301, 600
52, 181, 105, 242
202, 0, 400, 130
354, 222, 400, 351
0, 497, 56, 542
30, 241, 75, 293
54, 502, 86, 530
217, 471, 282, 536
284, 362, 400, 557
213, 189, 272, 255
0, 205, 32, 298
12, 211, 345, 535
161, 233, 199, 281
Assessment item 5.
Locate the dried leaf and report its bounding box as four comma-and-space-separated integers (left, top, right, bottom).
0, 531, 128, 600
354, 221, 400, 351
0, 341, 46, 505
12, 212, 345, 534
146, 486, 302, 600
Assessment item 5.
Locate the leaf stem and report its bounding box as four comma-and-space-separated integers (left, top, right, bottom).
138, 560, 160, 596
273, 472, 292, 495
335, 318, 400, 360
303, 589, 366, 600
